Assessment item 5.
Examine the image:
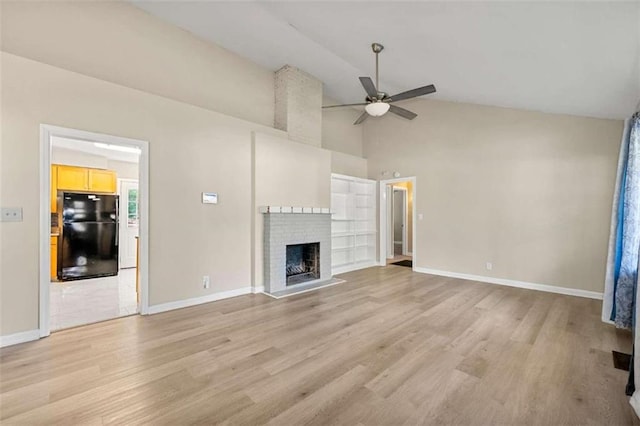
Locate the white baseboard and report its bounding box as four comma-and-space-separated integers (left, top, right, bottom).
252, 286, 265, 294
333, 261, 379, 276
147, 286, 254, 314
414, 267, 603, 300
0, 329, 40, 348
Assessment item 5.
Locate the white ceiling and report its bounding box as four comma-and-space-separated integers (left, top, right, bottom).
52, 136, 141, 163
133, 1, 640, 119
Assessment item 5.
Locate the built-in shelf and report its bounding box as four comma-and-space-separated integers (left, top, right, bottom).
331, 173, 377, 275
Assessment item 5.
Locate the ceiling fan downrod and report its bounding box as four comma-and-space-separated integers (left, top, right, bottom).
372, 43, 384, 96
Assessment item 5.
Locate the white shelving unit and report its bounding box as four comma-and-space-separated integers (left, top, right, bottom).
331, 173, 377, 275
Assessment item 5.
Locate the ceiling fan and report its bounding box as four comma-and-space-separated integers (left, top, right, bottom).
323, 43, 436, 125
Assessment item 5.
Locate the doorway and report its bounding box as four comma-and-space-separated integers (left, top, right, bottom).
379, 177, 416, 268
40, 125, 149, 337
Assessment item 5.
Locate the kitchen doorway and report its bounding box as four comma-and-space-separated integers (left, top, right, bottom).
39, 125, 149, 337
379, 177, 416, 268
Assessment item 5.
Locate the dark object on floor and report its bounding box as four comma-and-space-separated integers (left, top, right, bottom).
392, 260, 413, 268
612, 350, 632, 371
626, 347, 635, 396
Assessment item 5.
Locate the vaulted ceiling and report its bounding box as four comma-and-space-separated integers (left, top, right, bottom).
134, 1, 639, 120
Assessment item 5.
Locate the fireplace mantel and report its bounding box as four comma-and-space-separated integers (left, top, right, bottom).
259, 206, 331, 214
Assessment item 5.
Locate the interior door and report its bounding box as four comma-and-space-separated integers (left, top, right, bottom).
118, 179, 139, 269
393, 189, 405, 256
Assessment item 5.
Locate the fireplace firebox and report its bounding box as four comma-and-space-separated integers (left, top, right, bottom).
286, 242, 320, 286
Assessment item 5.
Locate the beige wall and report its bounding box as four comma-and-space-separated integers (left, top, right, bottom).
0, 1, 275, 127
0, 52, 286, 335
322, 97, 364, 157
330, 151, 368, 179
51, 147, 139, 180
252, 133, 332, 287
365, 99, 623, 293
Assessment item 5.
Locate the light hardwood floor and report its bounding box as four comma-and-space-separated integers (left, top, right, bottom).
1, 266, 637, 425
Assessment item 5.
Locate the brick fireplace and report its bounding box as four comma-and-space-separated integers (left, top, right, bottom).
262, 208, 331, 294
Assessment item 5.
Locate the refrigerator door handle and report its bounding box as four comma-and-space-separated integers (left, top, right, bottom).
115, 196, 119, 247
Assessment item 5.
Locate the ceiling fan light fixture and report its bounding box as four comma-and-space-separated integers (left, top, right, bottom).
365, 101, 390, 117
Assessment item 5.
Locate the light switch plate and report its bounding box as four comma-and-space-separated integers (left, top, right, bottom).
202, 192, 218, 204
1, 207, 23, 222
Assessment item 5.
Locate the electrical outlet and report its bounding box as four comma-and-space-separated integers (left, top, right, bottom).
203, 275, 210, 289
1, 207, 23, 222
486, 262, 493, 271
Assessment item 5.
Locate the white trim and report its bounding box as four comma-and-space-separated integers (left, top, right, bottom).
147, 286, 254, 314
379, 177, 417, 270
332, 261, 378, 275
40, 125, 150, 341
252, 286, 265, 294
392, 186, 409, 256
630, 390, 640, 418
385, 185, 393, 259
39, 126, 51, 337
0, 329, 40, 348
414, 266, 603, 300
406, 252, 413, 256
117, 178, 140, 269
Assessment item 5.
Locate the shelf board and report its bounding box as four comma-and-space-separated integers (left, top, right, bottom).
331, 232, 354, 237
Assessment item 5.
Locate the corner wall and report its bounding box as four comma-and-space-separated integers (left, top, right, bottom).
0, 52, 283, 335
365, 99, 623, 293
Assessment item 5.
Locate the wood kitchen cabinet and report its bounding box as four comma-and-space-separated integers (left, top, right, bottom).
55, 165, 117, 193
50, 165, 58, 213
50, 236, 58, 280
56, 165, 89, 191
88, 168, 117, 193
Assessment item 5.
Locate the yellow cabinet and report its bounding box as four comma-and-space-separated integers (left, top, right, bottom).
50, 165, 58, 213
88, 169, 117, 193
54, 165, 117, 193
50, 236, 58, 280
56, 165, 89, 191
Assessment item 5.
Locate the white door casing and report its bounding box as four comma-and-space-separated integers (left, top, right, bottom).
118, 179, 139, 269
386, 185, 394, 259
378, 177, 417, 268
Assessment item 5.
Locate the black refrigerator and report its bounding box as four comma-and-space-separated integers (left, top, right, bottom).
60, 192, 119, 281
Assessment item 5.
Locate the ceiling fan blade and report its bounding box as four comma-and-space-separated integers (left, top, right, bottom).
322, 103, 368, 109
359, 77, 378, 98
353, 111, 369, 125
389, 84, 436, 102
389, 104, 417, 120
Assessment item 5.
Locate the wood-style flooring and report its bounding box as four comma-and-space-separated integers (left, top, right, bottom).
0, 266, 637, 425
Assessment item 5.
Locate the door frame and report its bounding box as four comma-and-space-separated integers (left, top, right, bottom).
392, 186, 409, 256
117, 178, 139, 269
39, 124, 150, 338
385, 185, 393, 259
379, 177, 416, 269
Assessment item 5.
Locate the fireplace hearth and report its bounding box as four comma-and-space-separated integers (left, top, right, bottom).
286, 243, 320, 286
